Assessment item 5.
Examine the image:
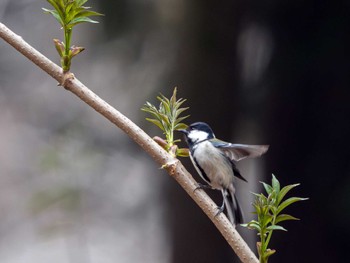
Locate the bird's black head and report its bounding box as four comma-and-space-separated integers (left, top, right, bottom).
179, 122, 215, 147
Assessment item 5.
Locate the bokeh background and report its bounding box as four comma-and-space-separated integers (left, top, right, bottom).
1, 0, 350, 262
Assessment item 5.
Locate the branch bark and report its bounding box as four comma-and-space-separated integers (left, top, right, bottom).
0, 22, 259, 263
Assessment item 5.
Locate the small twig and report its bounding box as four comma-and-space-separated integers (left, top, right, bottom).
0, 22, 258, 263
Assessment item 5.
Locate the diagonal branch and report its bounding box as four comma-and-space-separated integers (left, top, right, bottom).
0, 22, 258, 263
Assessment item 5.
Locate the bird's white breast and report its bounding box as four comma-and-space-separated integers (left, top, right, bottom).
192, 141, 234, 190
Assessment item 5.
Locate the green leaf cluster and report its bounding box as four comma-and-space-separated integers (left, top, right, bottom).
42, 0, 103, 72
141, 87, 189, 157
241, 175, 308, 263
43, 0, 103, 29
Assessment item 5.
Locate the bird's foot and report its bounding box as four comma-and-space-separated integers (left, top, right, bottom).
194, 183, 212, 193
214, 201, 225, 218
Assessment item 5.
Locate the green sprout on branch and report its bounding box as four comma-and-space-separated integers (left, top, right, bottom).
242, 175, 308, 263
142, 87, 190, 157
42, 0, 103, 72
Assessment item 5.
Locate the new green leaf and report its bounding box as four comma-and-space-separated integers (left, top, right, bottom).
241, 175, 308, 263
43, 0, 103, 71
142, 87, 189, 156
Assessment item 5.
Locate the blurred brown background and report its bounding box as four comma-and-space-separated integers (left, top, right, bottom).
1, 0, 349, 262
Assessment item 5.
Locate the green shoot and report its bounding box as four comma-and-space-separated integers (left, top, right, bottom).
141, 87, 189, 157
42, 0, 103, 72
241, 174, 308, 263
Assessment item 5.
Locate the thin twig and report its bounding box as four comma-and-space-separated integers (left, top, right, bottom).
0, 22, 259, 263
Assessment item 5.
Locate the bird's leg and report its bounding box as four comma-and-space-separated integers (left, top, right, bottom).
215, 196, 226, 217
194, 183, 225, 217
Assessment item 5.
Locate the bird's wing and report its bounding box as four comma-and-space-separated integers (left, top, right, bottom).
211, 139, 269, 162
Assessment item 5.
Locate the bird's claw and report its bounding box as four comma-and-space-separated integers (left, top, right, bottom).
214, 203, 225, 218
193, 183, 212, 193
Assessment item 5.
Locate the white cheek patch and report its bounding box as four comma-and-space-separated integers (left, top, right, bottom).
188, 130, 209, 142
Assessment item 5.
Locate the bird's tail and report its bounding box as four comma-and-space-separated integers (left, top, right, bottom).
223, 188, 244, 227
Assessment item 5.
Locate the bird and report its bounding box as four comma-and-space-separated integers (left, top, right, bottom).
179, 122, 269, 226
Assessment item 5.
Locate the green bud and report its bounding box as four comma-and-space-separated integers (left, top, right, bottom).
53, 39, 65, 57
70, 45, 85, 58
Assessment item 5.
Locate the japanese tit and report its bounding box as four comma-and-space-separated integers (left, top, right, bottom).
179, 122, 269, 226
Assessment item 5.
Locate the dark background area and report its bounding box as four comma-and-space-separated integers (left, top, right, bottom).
159, 1, 350, 262
1, 0, 350, 262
